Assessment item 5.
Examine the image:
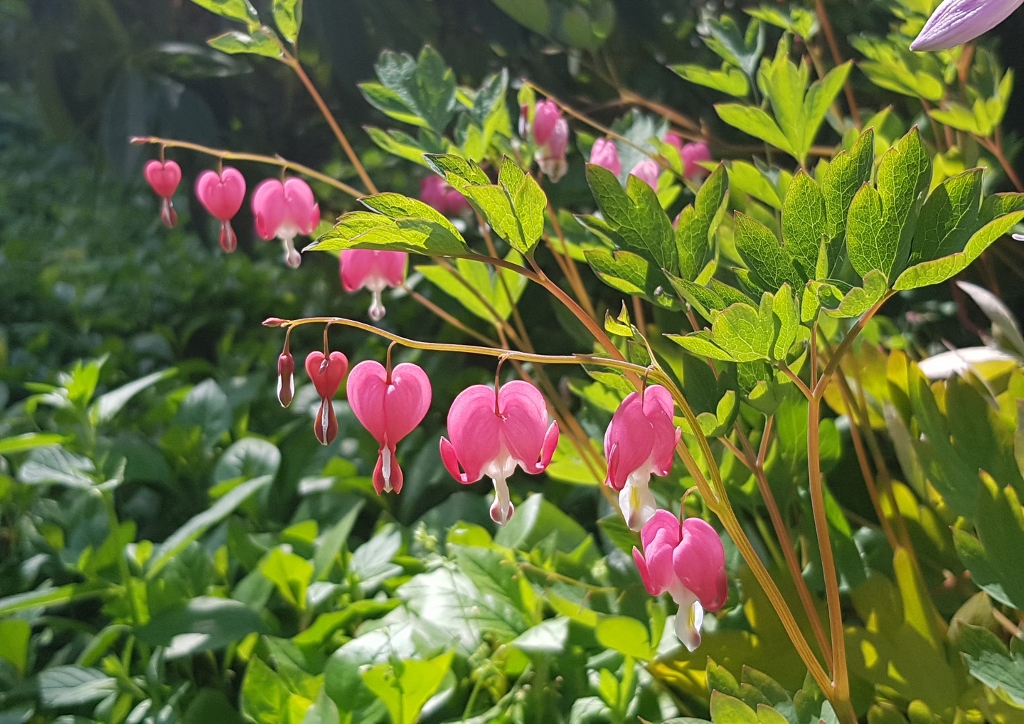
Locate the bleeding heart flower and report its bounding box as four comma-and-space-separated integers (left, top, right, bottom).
911, 0, 1023, 51
346, 360, 432, 495
604, 386, 680, 530
590, 138, 622, 178
304, 351, 349, 445
196, 166, 246, 253
339, 250, 407, 321
440, 380, 559, 525
532, 100, 561, 145
419, 175, 470, 217
629, 159, 660, 190
277, 351, 295, 408
536, 117, 570, 183
632, 510, 728, 651
681, 142, 713, 181
144, 159, 182, 228
252, 178, 320, 268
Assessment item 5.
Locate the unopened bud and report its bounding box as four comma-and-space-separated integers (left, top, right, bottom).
314, 398, 338, 445
277, 352, 295, 407
263, 317, 286, 327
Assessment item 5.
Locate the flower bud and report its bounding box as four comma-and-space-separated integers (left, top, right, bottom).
277, 352, 295, 408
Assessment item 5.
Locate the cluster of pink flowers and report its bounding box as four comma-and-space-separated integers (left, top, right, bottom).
589, 133, 712, 190
271, 344, 728, 644
522, 100, 570, 183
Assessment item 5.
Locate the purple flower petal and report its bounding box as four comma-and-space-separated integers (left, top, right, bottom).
911, 0, 1024, 51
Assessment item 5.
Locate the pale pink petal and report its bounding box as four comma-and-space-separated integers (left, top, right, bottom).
532, 100, 560, 145
629, 159, 660, 190
445, 385, 503, 483
604, 392, 655, 490
252, 179, 286, 240
911, 0, 1023, 51
546, 118, 569, 159
282, 178, 318, 235
673, 518, 728, 611
345, 360, 389, 442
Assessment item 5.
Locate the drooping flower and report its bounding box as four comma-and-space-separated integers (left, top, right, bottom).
629, 159, 661, 190
277, 351, 295, 408
531, 100, 561, 145
590, 138, 622, 178
440, 380, 559, 525
144, 159, 182, 228
252, 178, 320, 269
419, 175, 471, 217
305, 350, 349, 445
681, 142, 713, 180
911, 0, 1023, 51
340, 250, 407, 321
632, 510, 728, 651
604, 386, 681, 530
346, 360, 432, 495
195, 166, 247, 253
536, 117, 570, 183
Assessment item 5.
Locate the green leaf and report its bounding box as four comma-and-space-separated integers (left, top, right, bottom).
715, 104, 794, 157
820, 128, 874, 273
822, 269, 887, 319
676, 164, 729, 281
781, 171, 826, 280
734, 212, 802, 291
771, 284, 799, 360
847, 127, 930, 281
595, 616, 655, 660
893, 211, 1024, 290
0, 582, 107, 616
38, 666, 117, 708
136, 597, 265, 659
585, 248, 671, 306
725, 161, 783, 210
147, 475, 272, 578
361, 652, 454, 724
463, 158, 546, 254
261, 547, 314, 610
671, 63, 749, 97
704, 15, 765, 78
361, 47, 457, 133
0, 433, 67, 455
208, 29, 282, 59
954, 624, 1024, 705
424, 153, 491, 186
418, 250, 528, 323
313, 502, 363, 581
89, 368, 175, 425
709, 691, 759, 724
746, 6, 817, 39
668, 331, 737, 362
586, 163, 678, 274
907, 169, 984, 266
0, 620, 30, 675
241, 656, 289, 724
851, 35, 944, 102
308, 207, 469, 257
272, 0, 302, 43
214, 438, 281, 484
189, 0, 258, 25
303, 689, 341, 724
953, 473, 1024, 609
712, 298, 775, 362
17, 445, 94, 488
365, 127, 439, 167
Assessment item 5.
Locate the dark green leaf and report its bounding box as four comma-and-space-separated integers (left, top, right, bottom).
136, 597, 264, 659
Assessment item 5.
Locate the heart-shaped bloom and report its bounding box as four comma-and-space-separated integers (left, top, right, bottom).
440, 380, 559, 525
419, 175, 470, 217
196, 166, 246, 253
629, 159, 660, 190
536, 117, 570, 183
911, 0, 1022, 51
340, 250, 408, 321
604, 386, 680, 530
590, 138, 622, 178
253, 178, 320, 268
347, 360, 432, 495
144, 159, 182, 228
632, 510, 728, 651
305, 351, 349, 445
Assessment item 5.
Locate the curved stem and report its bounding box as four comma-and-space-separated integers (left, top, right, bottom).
130, 136, 363, 199
283, 56, 378, 195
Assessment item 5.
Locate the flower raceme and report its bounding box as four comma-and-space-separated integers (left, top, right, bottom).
340, 250, 407, 321
604, 385, 681, 530
144, 159, 181, 228
305, 351, 349, 446
253, 177, 320, 268
195, 166, 246, 253
633, 510, 728, 651
419, 175, 470, 217
346, 360, 432, 495
440, 380, 559, 525
911, 0, 1023, 51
